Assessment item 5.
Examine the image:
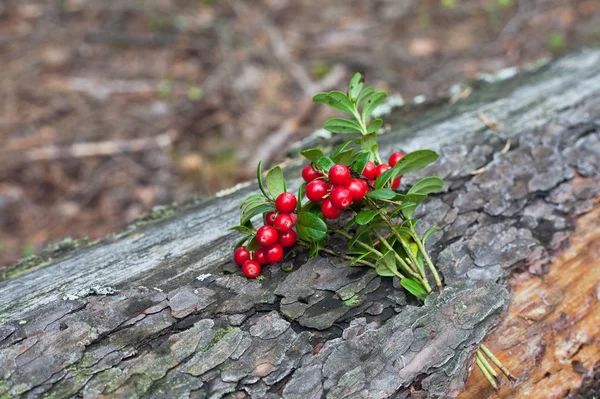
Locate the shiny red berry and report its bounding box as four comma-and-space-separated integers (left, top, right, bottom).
242, 260, 261, 278
276, 192, 297, 214
362, 161, 377, 179
265, 211, 277, 226
328, 164, 351, 186
347, 178, 368, 202
233, 246, 250, 266
289, 213, 298, 226
274, 213, 294, 232
321, 199, 343, 219
306, 180, 329, 202
256, 226, 279, 247
302, 164, 321, 182
388, 152, 405, 167
360, 178, 370, 192
329, 186, 353, 209
265, 243, 284, 263
254, 248, 268, 265
392, 176, 401, 190
279, 230, 297, 248
376, 164, 391, 177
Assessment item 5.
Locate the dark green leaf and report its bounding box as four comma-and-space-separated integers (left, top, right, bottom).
241, 196, 266, 212
356, 210, 381, 225
296, 211, 327, 241
332, 149, 354, 165
401, 203, 417, 219
324, 118, 362, 134
367, 188, 397, 200
352, 151, 370, 174
331, 140, 353, 158
300, 147, 325, 162
309, 239, 324, 257
241, 202, 276, 225
356, 86, 375, 106
348, 250, 374, 265
234, 236, 249, 249
256, 160, 271, 199
408, 176, 444, 195
297, 182, 306, 213
239, 194, 264, 208
360, 132, 378, 156
348, 225, 370, 249
392, 149, 439, 176
312, 90, 354, 114
247, 236, 260, 251
315, 156, 335, 173
374, 167, 399, 189
422, 226, 440, 244
229, 225, 255, 235
348, 72, 364, 101
375, 251, 397, 277
367, 118, 383, 134
362, 92, 387, 121
400, 278, 428, 298
265, 166, 286, 198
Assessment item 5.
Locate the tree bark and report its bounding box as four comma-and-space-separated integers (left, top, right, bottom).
1, 49, 600, 399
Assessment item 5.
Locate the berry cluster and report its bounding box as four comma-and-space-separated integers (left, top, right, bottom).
304, 151, 405, 219
233, 192, 298, 278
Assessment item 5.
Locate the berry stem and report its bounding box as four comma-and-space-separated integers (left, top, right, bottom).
476, 350, 500, 383
476, 357, 499, 391
410, 225, 443, 293
480, 344, 516, 381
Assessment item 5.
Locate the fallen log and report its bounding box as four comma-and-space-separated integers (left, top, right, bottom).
1, 49, 599, 399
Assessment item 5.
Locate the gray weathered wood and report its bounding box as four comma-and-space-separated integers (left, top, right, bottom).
0, 49, 599, 398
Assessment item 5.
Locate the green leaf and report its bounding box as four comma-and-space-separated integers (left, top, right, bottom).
313, 90, 354, 114
247, 236, 261, 251
400, 278, 428, 298
315, 156, 335, 173
352, 151, 371, 174
401, 203, 417, 219
297, 182, 306, 213
392, 149, 439, 176
239, 194, 264, 208
367, 188, 397, 200
348, 250, 374, 265
241, 202, 276, 225
300, 147, 325, 162
356, 86, 375, 106
367, 118, 383, 134
241, 196, 267, 213
355, 210, 381, 225
360, 132, 378, 155
234, 236, 249, 249
256, 160, 271, 199
331, 140, 353, 158
348, 72, 364, 101
309, 239, 325, 257
332, 149, 354, 165
324, 118, 362, 134
229, 225, 255, 235
374, 167, 399, 189
348, 225, 370, 249
265, 166, 286, 198
422, 226, 440, 244
362, 91, 387, 121
408, 176, 444, 195
296, 212, 327, 241
375, 251, 398, 277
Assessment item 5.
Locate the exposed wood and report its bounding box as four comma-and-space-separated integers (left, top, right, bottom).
0, 49, 600, 398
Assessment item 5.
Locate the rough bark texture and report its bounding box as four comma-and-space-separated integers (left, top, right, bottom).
1, 49, 600, 399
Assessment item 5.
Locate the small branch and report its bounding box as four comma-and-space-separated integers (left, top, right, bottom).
480, 344, 517, 381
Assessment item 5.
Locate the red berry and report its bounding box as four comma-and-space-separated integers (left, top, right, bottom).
329, 186, 353, 209
275, 192, 297, 214
306, 180, 329, 202
233, 246, 250, 266
242, 260, 261, 279
388, 152, 405, 167
376, 164, 391, 177
274, 213, 294, 232
321, 199, 343, 219
254, 248, 268, 265
279, 230, 297, 248
392, 176, 401, 190
256, 226, 279, 247
265, 243, 284, 263
289, 213, 298, 226
347, 178, 368, 202
362, 161, 377, 179
265, 211, 277, 226
328, 164, 351, 186
302, 164, 321, 182
360, 178, 370, 192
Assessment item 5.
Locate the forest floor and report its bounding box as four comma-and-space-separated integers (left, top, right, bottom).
1, 0, 599, 266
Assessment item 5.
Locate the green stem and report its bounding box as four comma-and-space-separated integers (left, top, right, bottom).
477, 350, 500, 383
476, 357, 499, 391
410, 226, 443, 293
480, 344, 516, 381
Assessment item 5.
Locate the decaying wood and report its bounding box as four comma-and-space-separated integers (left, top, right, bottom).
0, 49, 600, 399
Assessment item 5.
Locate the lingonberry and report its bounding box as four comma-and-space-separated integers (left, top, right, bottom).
321, 199, 343, 219
306, 180, 329, 202
274, 213, 294, 232
347, 178, 368, 202
242, 260, 261, 279
254, 248, 268, 265
392, 176, 401, 190
376, 164, 391, 177
302, 164, 321, 182
265, 243, 284, 263
289, 213, 297, 226
233, 246, 250, 266
330, 186, 353, 209
256, 225, 279, 247
279, 230, 297, 248
265, 211, 277, 226
388, 151, 405, 167
328, 164, 351, 186
275, 192, 297, 214
362, 161, 377, 180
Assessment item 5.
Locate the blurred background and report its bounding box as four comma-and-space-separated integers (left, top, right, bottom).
1, 0, 599, 266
